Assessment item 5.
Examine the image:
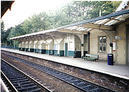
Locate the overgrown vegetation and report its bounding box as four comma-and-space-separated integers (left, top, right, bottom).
1, 1, 121, 47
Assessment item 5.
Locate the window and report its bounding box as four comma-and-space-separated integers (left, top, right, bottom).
98, 36, 107, 52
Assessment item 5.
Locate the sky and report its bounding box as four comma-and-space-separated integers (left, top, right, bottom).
2, 0, 71, 30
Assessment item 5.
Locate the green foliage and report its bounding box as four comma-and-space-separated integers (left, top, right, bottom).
2, 1, 121, 47
1, 21, 4, 31
61, 1, 121, 20
21, 12, 52, 33
1, 26, 13, 46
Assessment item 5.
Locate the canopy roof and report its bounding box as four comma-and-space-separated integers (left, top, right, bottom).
1, 1, 14, 17
10, 9, 129, 40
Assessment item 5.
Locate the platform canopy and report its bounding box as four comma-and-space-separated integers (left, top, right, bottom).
59, 9, 129, 33
10, 9, 129, 41
10, 29, 67, 41
1, 1, 14, 17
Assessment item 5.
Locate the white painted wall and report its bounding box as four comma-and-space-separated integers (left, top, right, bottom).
54, 38, 64, 52
46, 39, 54, 50
60, 39, 64, 50
64, 34, 75, 51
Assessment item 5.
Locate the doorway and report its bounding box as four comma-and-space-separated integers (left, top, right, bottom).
65, 43, 68, 56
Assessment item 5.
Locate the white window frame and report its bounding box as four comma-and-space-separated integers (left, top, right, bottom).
98, 36, 107, 53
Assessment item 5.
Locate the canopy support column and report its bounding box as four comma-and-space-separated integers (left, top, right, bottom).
28, 41, 31, 52
81, 34, 84, 57
34, 41, 37, 53
39, 41, 42, 53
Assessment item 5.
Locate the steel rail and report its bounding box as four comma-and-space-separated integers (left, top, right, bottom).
3, 54, 114, 92
1, 59, 53, 92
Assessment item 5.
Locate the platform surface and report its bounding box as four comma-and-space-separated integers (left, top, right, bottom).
1, 48, 129, 80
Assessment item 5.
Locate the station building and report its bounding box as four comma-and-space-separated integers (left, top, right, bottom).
10, 1, 129, 65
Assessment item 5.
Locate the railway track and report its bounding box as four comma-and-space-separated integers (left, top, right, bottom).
3, 54, 114, 92
1, 60, 52, 92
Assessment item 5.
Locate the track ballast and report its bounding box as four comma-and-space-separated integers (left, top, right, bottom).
1, 60, 51, 92
5, 54, 114, 92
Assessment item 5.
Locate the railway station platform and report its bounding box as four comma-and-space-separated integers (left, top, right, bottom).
1, 48, 129, 80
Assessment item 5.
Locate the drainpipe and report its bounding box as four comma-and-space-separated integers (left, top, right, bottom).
109, 38, 113, 54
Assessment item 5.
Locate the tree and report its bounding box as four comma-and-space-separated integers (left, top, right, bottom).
1, 24, 12, 46
59, 1, 121, 21
2, 1, 121, 47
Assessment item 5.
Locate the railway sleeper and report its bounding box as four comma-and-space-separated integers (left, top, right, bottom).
3, 54, 114, 92
1, 61, 42, 92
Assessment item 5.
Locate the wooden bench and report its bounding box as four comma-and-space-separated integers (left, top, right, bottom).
83, 54, 99, 61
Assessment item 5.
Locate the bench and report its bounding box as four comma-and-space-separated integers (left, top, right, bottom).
83, 54, 99, 61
